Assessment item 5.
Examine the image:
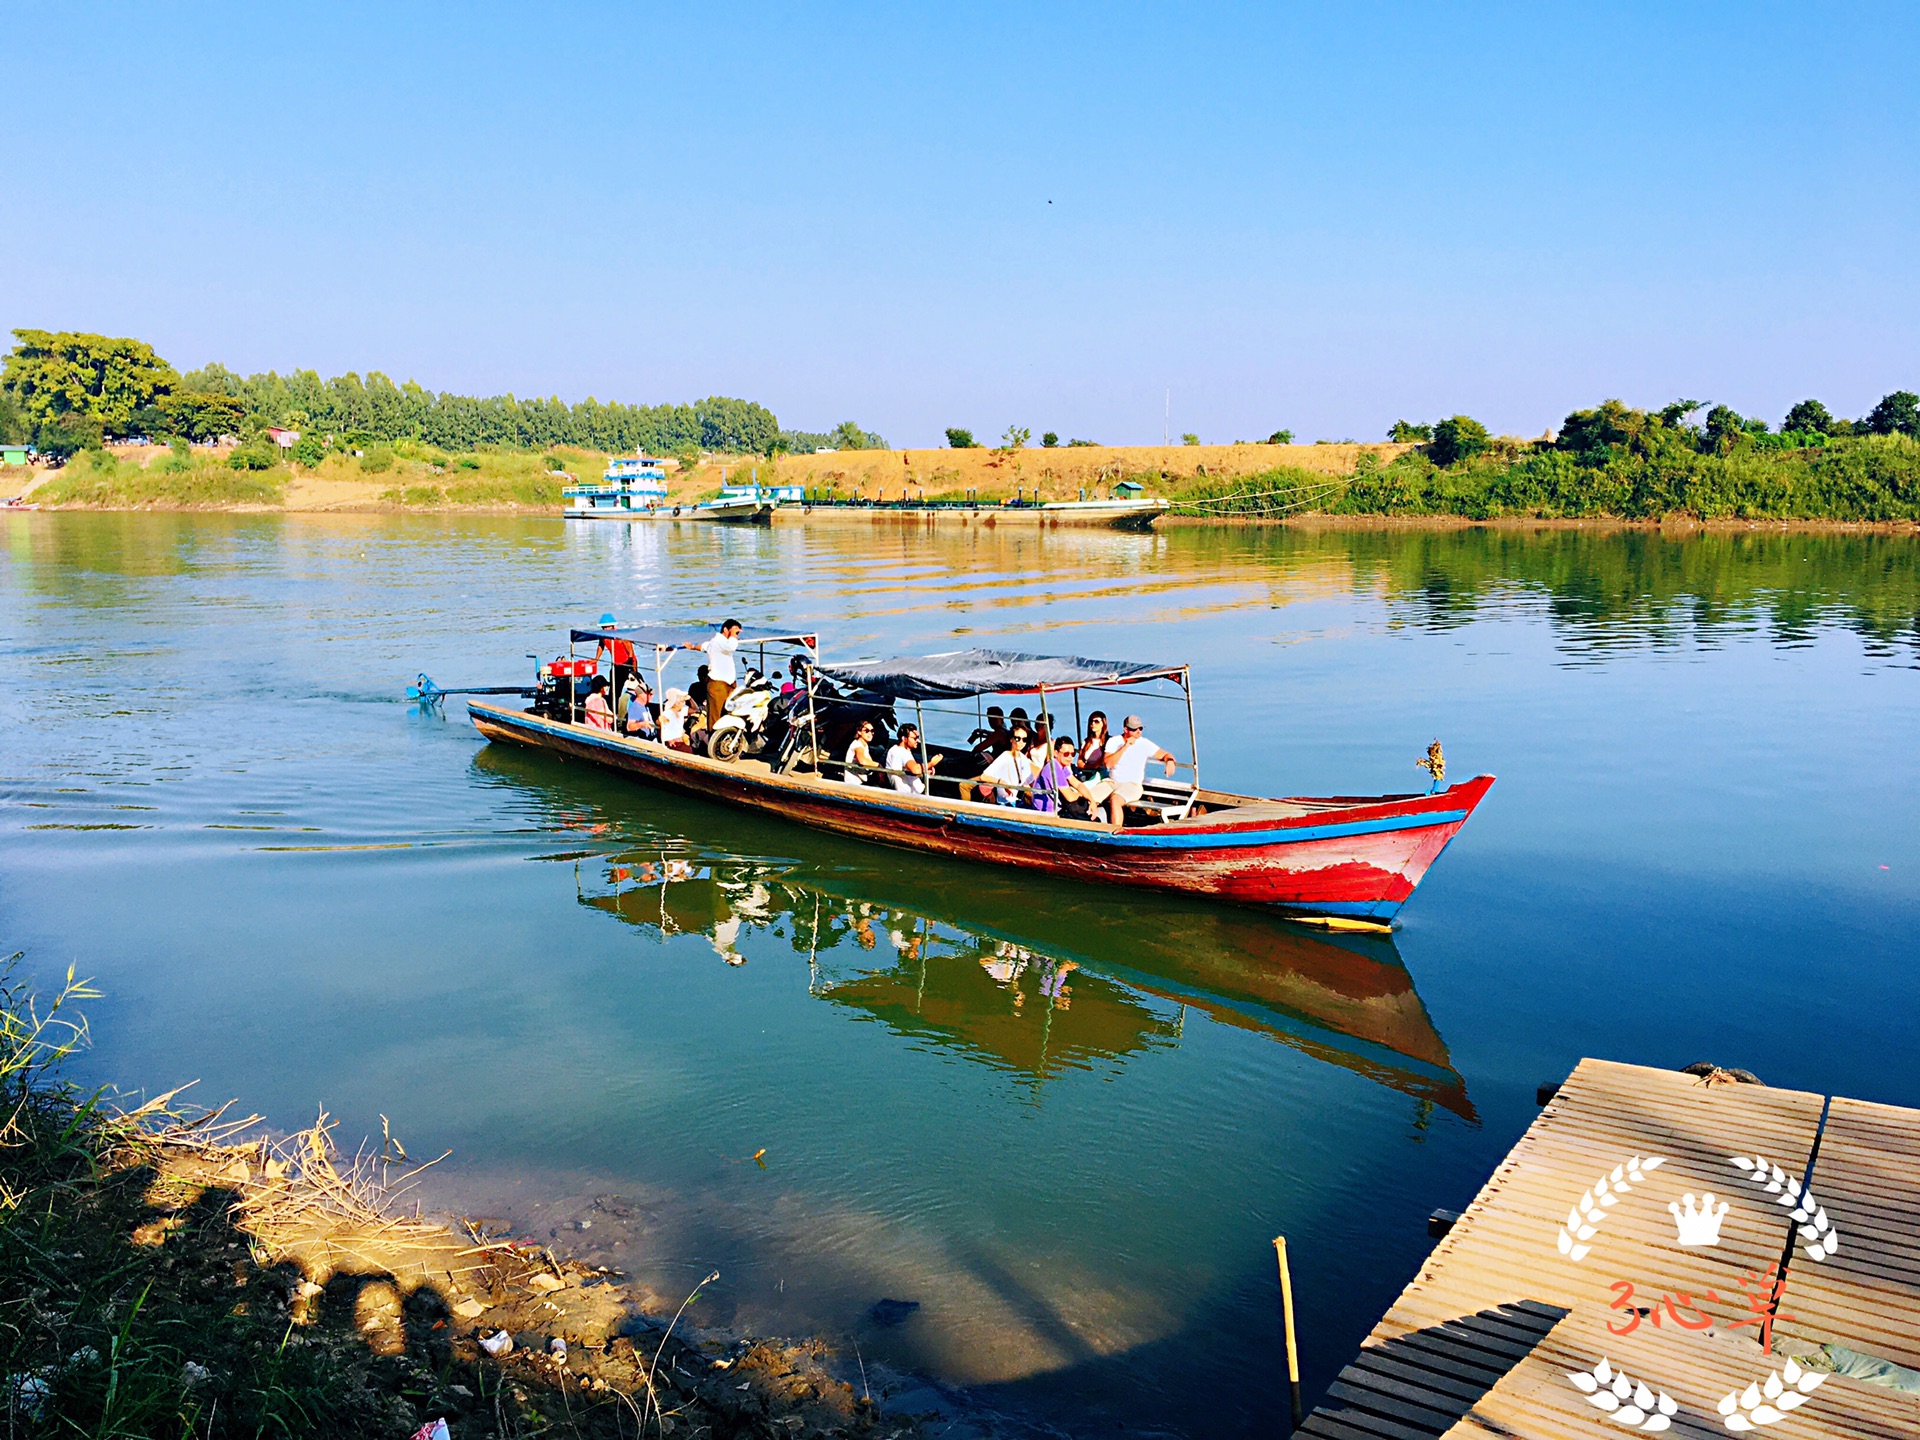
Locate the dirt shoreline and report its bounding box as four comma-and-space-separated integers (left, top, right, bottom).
10, 496, 1918, 534
5, 1068, 1007, 1438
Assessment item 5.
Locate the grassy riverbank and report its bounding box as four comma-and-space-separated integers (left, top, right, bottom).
11, 432, 1920, 528
0, 963, 928, 1438
1170, 433, 1920, 523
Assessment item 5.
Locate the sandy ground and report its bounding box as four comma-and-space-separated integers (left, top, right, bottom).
756, 442, 1408, 500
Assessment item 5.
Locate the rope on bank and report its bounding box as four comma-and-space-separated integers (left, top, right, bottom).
1166, 478, 1352, 517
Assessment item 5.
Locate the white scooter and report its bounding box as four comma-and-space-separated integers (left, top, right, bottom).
705, 669, 777, 762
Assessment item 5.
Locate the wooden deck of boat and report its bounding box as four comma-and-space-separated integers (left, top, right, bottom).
1301, 1058, 1920, 1440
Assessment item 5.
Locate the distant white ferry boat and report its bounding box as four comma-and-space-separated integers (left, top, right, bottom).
563, 455, 772, 523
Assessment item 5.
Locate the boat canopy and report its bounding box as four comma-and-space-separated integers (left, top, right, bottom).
814, 647, 1183, 701
569, 625, 817, 649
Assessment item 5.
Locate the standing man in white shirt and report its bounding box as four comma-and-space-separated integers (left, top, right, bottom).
1104, 714, 1177, 826
686, 618, 742, 729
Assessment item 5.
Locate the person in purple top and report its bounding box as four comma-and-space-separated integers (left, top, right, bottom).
1033, 736, 1109, 820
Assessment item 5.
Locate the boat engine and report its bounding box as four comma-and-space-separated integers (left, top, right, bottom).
533, 657, 598, 720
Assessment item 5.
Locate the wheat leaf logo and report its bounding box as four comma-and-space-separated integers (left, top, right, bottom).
1716, 1356, 1827, 1430
1729, 1156, 1839, 1260
1567, 1357, 1679, 1431
1556, 1156, 1665, 1262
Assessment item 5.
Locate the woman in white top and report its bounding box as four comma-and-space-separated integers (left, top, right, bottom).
843, 720, 880, 785
979, 726, 1038, 806
659, 690, 693, 750
885, 724, 941, 795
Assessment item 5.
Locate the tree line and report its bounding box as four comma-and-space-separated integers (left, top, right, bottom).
0, 330, 886, 461
1388, 391, 1920, 466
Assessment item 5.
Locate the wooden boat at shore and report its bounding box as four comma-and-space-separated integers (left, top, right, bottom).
770, 495, 1168, 531
466, 625, 1493, 928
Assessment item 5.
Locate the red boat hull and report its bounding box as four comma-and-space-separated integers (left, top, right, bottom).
467, 701, 1492, 924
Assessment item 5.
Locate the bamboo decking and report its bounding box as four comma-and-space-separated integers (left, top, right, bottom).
1303, 1059, 1920, 1440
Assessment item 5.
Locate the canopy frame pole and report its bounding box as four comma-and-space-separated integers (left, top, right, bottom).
805, 664, 820, 777
1183, 667, 1199, 792
915, 700, 931, 796
1073, 688, 1082, 745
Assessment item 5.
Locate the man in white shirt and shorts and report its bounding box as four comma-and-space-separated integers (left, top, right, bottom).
1104, 714, 1178, 827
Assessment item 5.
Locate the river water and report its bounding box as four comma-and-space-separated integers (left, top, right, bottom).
3, 513, 1917, 1435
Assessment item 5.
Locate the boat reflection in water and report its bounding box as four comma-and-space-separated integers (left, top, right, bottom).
482, 747, 1473, 1120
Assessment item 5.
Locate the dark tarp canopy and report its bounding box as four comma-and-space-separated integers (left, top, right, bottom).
813, 648, 1182, 701
569, 625, 816, 649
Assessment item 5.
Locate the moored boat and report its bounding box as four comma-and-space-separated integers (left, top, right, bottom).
563, 455, 771, 522
771, 495, 1168, 530
465, 625, 1493, 927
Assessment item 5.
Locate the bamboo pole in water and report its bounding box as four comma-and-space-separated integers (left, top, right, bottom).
1274, 1235, 1303, 1429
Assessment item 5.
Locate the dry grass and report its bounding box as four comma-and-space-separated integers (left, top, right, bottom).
0, 960, 928, 1439
763, 442, 1410, 503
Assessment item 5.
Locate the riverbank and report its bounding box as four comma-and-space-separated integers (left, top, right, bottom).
0, 967, 966, 1439
8, 434, 1920, 529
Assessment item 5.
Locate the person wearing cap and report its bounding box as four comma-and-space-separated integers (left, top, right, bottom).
1103, 714, 1177, 826
594, 614, 638, 697
685, 618, 742, 729
620, 674, 656, 738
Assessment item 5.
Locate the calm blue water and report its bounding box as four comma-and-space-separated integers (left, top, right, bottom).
3, 513, 1917, 1435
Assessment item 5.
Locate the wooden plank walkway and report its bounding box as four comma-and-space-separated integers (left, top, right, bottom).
1302, 1059, 1920, 1440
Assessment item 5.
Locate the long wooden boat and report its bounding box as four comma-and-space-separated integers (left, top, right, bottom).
471, 740, 1473, 1111
770, 496, 1167, 530
466, 629, 1493, 927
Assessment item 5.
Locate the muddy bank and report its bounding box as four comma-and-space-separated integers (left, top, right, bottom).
1159, 512, 1920, 534
0, 970, 1015, 1438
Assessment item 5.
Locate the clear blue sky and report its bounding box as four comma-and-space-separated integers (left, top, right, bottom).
6, 3, 1915, 446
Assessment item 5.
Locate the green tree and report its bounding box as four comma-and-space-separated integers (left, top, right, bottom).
829, 420, 882, 451
0, 390, 26, 444
945, 428, 977, 449
1066, 438, 1097, 447
1180, 432, 1200, 446
35, 417, 97, 462
1387, 420, 1430, 442
1267, 428, 1295, 444
1041, 432, 1059, 447
1782, 399, 1833, 435
127, 403, 171, 439
999, 425, 1031, 452
1, 330, 179, 439
1428, 415, 1490, 467
1557, 399, 1673, 462
160, 391, 246, 442
229, 440, 278, 471
1657, 399, 1705, 430
1866, 390, 1920, 437
292, 436, 326, 467
1703, 405, 1751, 453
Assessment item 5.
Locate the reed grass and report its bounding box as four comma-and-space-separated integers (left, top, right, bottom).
1169, 434, 1920, 523
0, 959, 906, 1439
32, 450, 287, 508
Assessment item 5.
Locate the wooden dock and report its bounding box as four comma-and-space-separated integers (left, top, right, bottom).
1302, 1059, 1919, 1440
